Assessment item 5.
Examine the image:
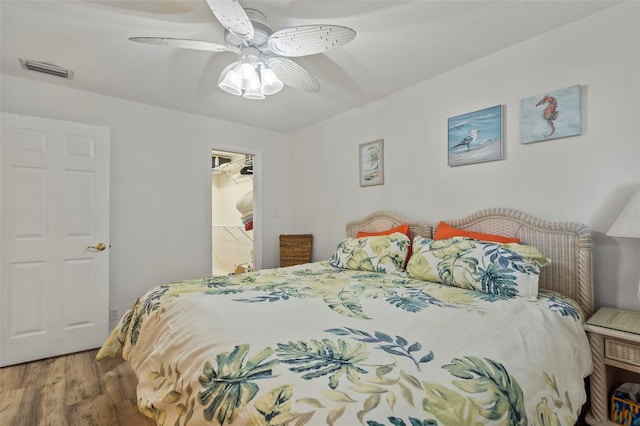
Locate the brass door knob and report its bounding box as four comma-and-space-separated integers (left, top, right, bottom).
87, 243, 107, 251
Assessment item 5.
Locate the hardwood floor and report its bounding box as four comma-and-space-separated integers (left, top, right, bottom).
0, 349, 154, 426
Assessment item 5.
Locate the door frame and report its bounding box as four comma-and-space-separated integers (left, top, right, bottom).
206, 143, 262, 272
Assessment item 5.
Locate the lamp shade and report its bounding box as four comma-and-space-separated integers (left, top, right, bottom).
239, 62, 256, 81
607, 189, 640, 238
218, 62, 242, 96
243, 86, 265, 100
260, 67, 283, 95
218, 56, 283, 99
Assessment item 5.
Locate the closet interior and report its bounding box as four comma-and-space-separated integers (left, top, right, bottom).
211, 150, 254, 275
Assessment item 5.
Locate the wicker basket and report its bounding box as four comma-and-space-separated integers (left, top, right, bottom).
279, 234, 313, 267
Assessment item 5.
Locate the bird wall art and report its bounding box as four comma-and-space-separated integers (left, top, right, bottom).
448, 105, 504, 166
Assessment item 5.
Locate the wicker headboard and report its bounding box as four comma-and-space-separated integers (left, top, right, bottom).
345, 211, 432, 242
345, 209, 594, 318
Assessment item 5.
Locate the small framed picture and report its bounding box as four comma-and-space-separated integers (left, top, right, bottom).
520, 85, 582, 144
359, 139, 384, 186
448, 105, 503, 167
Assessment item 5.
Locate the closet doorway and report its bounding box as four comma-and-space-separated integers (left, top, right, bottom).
211, 149, 254, 275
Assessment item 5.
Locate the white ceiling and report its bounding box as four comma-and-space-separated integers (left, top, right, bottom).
1, 0, 620, 133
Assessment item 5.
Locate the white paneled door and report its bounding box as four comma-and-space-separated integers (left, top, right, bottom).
0, 113, 110, 367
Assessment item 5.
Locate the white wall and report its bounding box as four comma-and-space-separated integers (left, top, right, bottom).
289, 3, 640, 310
1, 75, 291, 325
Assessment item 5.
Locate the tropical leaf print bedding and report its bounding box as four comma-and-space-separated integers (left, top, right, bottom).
96, 261, 592, 426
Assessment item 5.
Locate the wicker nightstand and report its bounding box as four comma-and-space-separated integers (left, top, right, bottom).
585, 307, 640, 425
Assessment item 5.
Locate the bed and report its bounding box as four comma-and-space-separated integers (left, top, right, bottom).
97, 208, 594, 426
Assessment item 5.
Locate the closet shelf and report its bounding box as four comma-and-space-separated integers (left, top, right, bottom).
212, 155, 253, 185
213, 224, 253, 242
213, 157, 253, 176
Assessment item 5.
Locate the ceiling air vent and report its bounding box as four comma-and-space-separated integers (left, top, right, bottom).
20, 59, 73, 79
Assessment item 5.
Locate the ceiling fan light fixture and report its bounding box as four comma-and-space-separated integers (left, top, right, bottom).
239, 62, 257, 81
218, 58, 283, 99
260, 66, 283, 96
218, 62, 243, 96
243, 86, 265, 100
133, 1, 357, 99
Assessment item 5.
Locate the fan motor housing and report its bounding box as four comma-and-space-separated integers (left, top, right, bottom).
225, 9, 273, 53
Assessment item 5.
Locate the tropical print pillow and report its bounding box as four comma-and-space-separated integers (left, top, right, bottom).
406, 236, 544, 300
329, 232, 410, 274
503, 242, 551, 268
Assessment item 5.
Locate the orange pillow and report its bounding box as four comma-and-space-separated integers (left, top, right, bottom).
357, 224, 410, 238
434, 221, 520, 244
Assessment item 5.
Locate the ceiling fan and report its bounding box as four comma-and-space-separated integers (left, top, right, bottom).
130, 0, 357, 100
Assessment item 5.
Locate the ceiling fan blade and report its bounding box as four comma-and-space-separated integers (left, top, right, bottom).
268, 25, 356, 57
206, 0, 254, 40
129, 37, 229, 52
266, 57, 320, 92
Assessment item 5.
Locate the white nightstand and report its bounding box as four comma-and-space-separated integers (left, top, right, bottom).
584, 307, 640, 425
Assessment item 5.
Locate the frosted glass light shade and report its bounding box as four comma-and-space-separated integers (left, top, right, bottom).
607, 189, 640, 238
218, 58, 282, 100
244, 71, 261, 91
218, 62, 242, 96
243, 86, 265, 100
260, 67, 283, 95
239, 62, 256, 80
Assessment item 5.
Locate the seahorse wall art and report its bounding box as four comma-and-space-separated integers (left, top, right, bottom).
520, 84, 582, 144
535, 95, 558, 137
